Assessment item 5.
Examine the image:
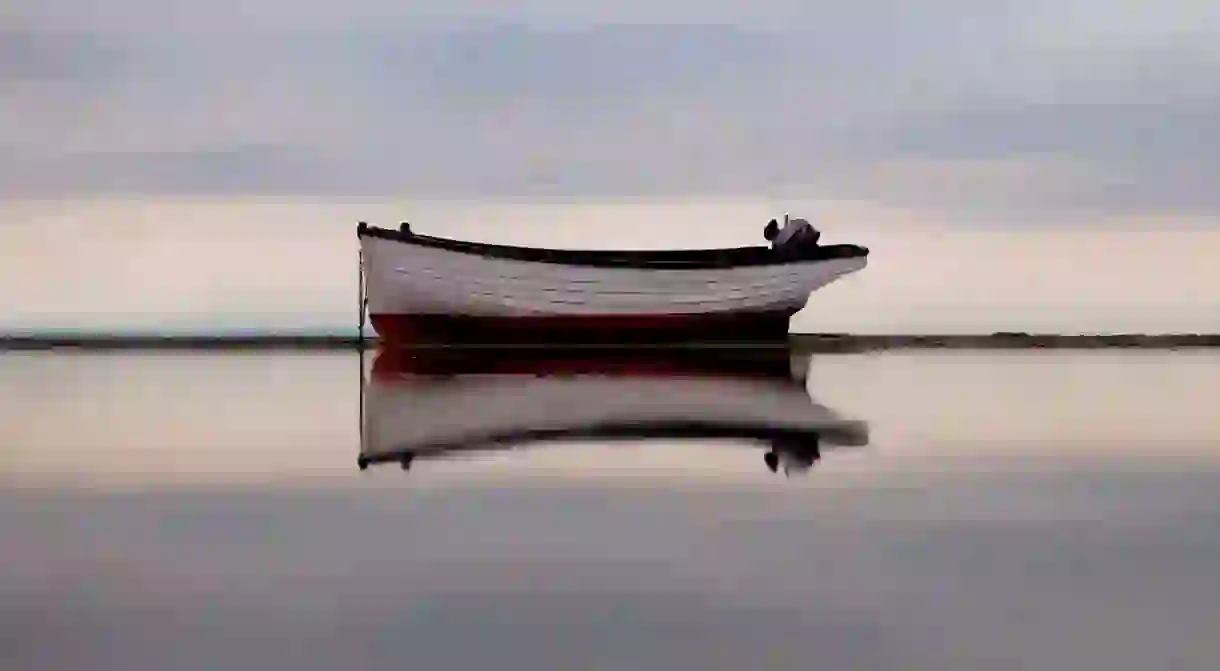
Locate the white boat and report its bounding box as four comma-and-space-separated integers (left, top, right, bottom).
358, 346, 870, 476
356, 216, 869, 344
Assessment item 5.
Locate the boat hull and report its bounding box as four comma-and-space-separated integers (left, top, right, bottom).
359, 231, 867, 345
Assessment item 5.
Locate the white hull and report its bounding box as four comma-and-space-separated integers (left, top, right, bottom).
360, 235, 867, 317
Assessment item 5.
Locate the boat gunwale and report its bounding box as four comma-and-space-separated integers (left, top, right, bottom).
357, 223, 869, 269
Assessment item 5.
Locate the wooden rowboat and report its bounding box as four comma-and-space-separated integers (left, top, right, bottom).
356, 216, 869, 344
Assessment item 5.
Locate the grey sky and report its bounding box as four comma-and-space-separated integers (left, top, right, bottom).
4, 0, 1219, 218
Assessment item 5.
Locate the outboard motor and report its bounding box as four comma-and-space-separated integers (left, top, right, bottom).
764, 216, 821, 253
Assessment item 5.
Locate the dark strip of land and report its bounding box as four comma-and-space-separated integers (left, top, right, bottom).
0, 335, 364, 351
2, 332, 1218, 352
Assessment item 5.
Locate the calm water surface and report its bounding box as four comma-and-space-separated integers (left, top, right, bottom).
3, 349, 1219, 670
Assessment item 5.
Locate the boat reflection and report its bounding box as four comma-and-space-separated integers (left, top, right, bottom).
358, 346, 869, 477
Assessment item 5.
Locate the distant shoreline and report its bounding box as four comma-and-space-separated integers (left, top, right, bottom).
3, 332, 1218, 352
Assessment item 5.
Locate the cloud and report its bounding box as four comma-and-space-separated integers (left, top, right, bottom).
3, 1, 1219, 219
2, 1, 997, 34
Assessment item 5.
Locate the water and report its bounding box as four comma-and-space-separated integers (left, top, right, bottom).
3, 348, 1219, 669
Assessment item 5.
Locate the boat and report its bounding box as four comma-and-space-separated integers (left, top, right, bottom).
356, 215, 869, 345
357, 345, 870, 477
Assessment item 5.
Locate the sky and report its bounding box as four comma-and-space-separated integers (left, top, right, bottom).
2, 1, 1219, 333
5, 0, 1219, 217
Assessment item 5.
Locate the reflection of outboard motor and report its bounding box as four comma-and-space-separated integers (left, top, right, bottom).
763, 436, 821, 477
764, 217, 821, 256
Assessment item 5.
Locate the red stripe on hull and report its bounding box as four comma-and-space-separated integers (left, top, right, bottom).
369, 311, 795, 346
